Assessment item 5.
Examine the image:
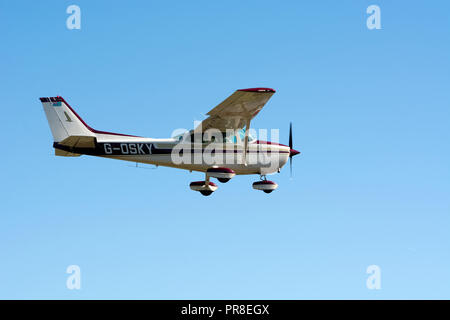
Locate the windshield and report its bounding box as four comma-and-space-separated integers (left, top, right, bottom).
225, 128, 255, 143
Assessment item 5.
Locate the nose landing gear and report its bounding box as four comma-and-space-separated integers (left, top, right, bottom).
252, 176, 278, 194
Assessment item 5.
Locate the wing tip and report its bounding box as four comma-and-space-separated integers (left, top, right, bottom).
237, 87, 276, 93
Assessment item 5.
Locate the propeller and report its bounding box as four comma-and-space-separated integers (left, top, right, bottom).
288, 122, 300, 177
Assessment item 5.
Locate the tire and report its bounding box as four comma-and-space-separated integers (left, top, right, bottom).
200, 190, 213, 196
217, 178, 230, 183
263, 190, 273, 194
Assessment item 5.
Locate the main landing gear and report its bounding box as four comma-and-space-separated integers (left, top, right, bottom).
206, 167, 235, 183
190, 171, 278, 196
190, 168, 236, 196
189, 178, 218, 197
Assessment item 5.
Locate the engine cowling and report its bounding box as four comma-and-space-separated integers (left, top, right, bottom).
252, 180, 278, 193
206, 167, 235, 183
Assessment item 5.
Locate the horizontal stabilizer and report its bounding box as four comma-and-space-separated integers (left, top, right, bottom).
59, 136, 96, 148
55, 149, 81, 157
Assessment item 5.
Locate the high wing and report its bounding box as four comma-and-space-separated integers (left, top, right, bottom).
195, 88, 276, 132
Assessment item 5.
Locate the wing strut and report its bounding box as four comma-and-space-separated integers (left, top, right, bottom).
243, 118, 251, 165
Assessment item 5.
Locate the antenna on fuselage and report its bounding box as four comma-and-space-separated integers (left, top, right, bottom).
126, 162, 158, 170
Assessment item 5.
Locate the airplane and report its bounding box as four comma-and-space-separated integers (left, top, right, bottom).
40, 88, 300, 196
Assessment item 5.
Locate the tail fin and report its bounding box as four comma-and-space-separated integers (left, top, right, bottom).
40, 96, 95, 143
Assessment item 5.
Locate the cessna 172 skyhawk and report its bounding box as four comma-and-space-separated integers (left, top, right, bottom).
40, 88, 300, 196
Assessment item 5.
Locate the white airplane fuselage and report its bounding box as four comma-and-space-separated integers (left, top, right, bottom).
54, 133, 291, 175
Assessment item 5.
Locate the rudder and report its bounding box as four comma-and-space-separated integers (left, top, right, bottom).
40, 96, 94, 143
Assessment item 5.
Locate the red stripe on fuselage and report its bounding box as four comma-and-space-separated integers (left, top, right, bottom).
255, 140, 289, 148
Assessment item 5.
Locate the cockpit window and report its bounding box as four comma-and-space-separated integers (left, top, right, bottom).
173, 133, 186, 142
173, 129, 255, 143
225, 129, 255, 143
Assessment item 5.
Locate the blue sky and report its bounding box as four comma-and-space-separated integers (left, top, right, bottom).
0, 0, 449, 299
